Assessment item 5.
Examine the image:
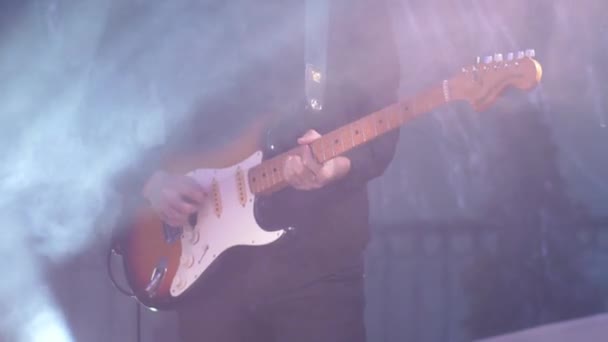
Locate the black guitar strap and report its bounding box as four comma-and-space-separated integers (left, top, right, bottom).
305, 0, 329, 112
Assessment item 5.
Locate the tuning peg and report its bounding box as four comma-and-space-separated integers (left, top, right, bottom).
517, 51, 525, 59
507, 52, 514, 61
494, 53, 503, 62
483, 56, 493, 64
525, 49, 536, 58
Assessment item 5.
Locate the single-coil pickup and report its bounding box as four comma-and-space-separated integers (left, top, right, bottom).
236, 166, 247, 207
211, 178, 223, 218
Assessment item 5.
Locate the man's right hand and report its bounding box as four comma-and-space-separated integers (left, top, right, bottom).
142, 170, 205, 227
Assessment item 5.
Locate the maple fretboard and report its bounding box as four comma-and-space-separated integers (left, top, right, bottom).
247, 82, 449, 195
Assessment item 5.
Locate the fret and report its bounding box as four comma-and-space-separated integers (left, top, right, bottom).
426, 92, 435, 111
323, 131, 338, 159
329, 130, 343, 155
400, 102, 412, 122
256, 168, 262, 193
350, 119, 366, 146
273, 161, 280, 185
361, 118, 369, 142
390, 104, 401, 125
341, 125, 355, 151
389, 105, 402, 127
417, 87, 442, 115
383, 109, 393, 130
384, 110, 391, 131
321, 139, 327, 161
257, 167, 267, 193
416, 97, 425, 114
435, 86, 443, 104
337, 127, 351, 154
332, 129, 344, 155
280, 156, 287, 182
268, 166, 274, 192
262, 166, 270, 192
361, 115, 376, 142
257, 165, 268, 191
249, 168, 259, 193
274, 159, 282, 184
421, 92, 429, 113
266, 165, 275, 192
259, 166, 268, 190
412, 93, 426, 115
259, 170, 265, 192
270, 158, 283, 185
266, 162, 275, 187
373, 110, 389, 135
348, 123, 355, 150
371, 113, 379, 138
273, 158, 283, 186
273, 163, 280, 185
311, 140, 325, 163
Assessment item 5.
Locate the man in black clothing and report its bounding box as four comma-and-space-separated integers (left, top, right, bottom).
111, 1, 401, 341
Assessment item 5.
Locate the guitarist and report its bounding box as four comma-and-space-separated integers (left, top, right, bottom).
111, 0, 401, 341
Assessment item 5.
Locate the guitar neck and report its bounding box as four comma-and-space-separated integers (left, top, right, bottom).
247, 82, 450, 195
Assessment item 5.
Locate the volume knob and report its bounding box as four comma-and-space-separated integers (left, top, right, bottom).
190, 230, 200, 244
182, 229, 201, 244
174, 276, 184, 290
180, 254, 195, 268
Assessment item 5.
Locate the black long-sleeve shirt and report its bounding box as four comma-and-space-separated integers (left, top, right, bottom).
108, 0, 401, 292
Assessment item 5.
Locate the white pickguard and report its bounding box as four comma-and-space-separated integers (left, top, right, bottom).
169, 151, 285, 297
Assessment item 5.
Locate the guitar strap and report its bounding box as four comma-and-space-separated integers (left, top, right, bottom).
304, 0, 329, 112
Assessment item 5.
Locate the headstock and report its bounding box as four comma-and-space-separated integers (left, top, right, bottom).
450, 49, 543, 112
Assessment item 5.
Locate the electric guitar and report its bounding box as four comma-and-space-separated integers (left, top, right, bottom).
119, 50, 543, 310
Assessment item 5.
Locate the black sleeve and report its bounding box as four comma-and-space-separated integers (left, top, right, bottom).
337, 123, 399, 191
331, 85, 400, 192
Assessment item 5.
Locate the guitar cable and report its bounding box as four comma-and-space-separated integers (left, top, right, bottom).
106, 243, 142, 342
106, 242, 135, 297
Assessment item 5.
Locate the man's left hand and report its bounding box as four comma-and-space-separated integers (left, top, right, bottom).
283, 129, 351, 190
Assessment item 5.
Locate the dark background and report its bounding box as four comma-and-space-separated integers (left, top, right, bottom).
0, 0, 607, 341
